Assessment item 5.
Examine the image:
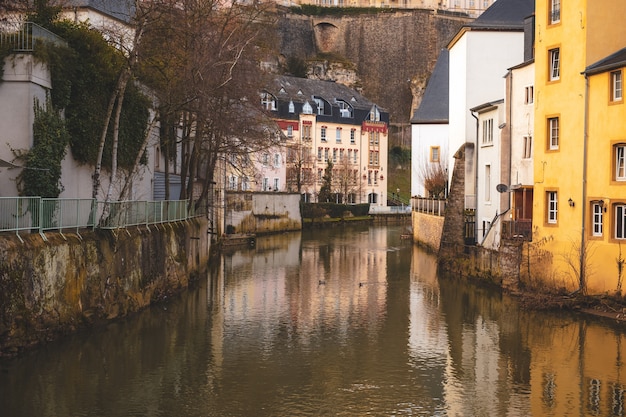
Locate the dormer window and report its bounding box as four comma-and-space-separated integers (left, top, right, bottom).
313, 96, 331, 116
279, 87, 286, 94
336, 100, 353, 118
288, 100, 295, 113
369, 105, 381, 121
260, 92, 277, 111
303, 101, 313, 114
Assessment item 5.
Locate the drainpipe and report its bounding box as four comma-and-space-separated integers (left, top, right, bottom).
580, 74, 590, 292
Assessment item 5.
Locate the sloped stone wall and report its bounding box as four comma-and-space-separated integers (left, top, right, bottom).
0, 219, 211, 356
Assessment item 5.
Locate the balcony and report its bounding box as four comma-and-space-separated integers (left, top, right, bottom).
501, 219, 532, 241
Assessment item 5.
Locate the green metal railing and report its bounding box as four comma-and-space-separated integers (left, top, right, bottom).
0, 197, 202, 242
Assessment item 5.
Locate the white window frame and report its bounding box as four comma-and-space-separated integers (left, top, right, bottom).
350, 129, 356, 144
336, 128, 341, 143
273, 153, 280, 168
550, 0, 560, 24
262, 177, 269, 191
592, 203, 603, 237
273, 178, 279, 191
287, 125, 293, 138
616, 144, 626, 181
288, 101, 295, 113
611, 70, 623, 102
482, 119, 493, 145
321, 127, 327, 142
260, 92, 276, 110
549, 48, 560, 81
547, 191, 558, 224
548, 117, 559, 150
303, 101, 313, 114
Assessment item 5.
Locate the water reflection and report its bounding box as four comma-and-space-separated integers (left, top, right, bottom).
1, 225, 626, 416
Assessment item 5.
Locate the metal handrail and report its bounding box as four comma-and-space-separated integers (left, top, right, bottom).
0, 197, 201, 241
411, 197, 447, 217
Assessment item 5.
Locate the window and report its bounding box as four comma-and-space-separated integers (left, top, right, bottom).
549, 48, 560, 81
353, 150, 358, 164
303, 101, 313, 114
369, 106, 380, 121
485, 165, 491, 202
324, 148, 329, 161
482, 118, 493, 145
228, 175, 237, 190
350, 129, 356, 144
262, 153, 269, 166
262, 177, 269, 191
592, 202, 603, 237
317, 147, 322, 161
547, 191, 558, 224
242, 177, 249, 191
523, 135, 533, 159
321, 127, 327, 142
337, 100, 353, 118
287, 125, 293, 138
525, 85, 534, 104
616, 144, 626, 181
273, 178, 279, 191
303, 125, 311, 141
616, 205, 626, 239
339, 148, 344, 161
430, 146, 440, 162
260, 92, 276, 110
314, 97, 330, 115
336, 128, 341, 143
332, 149, 337, 163
549, 0, 560, 24
288, 101, 295, 113
273, 153, 280, 167
548, 117, 559, 150
611, 70, 623, 102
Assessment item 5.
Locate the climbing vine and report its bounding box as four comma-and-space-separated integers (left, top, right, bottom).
15, 95, 69, 197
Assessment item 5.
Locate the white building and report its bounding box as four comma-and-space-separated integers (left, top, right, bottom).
447, 0, 533, 210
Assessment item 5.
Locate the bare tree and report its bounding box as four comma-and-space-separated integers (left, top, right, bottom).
333, 154, 358, 204
286, 140, 315, 194
421, 159, 448, 198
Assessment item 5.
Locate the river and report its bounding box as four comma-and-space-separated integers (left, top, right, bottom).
1, 224, 625, 416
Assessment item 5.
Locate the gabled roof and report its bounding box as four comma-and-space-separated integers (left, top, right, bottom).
448, 0, 534, 48
266, 75, 381, 112
585, 46, 626, 76
66, 0, 135, 23
411, 49, 449, 124
468, 0, 534, 30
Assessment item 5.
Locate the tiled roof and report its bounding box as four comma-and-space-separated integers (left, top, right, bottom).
66, 0, 135, 23
585, 46, 626, 75
468, 0, 534, 30
411, 49, 449, 124
267, 75, 379, 112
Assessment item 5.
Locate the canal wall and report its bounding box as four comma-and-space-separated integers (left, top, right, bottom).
225, 192, 302, 235
0, 218, 211, 356
411, 211, 444, 253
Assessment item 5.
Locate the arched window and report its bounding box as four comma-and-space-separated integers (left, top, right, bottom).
260, 92, 276, 110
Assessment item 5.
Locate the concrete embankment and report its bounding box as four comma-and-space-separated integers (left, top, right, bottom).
0, 218, 211, 356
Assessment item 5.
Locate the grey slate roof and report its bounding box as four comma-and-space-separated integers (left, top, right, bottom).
585, 47, 626, 75
468, 0, 534, 30
66, 0, 135, 23
411, 49, 449, 124
267, 75, 379, 112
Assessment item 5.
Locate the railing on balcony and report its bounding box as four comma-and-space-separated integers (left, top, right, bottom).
411, 197, 447, 217
501, 219, 532, 241
0, 197, 203, 242
0, 21, 66, 52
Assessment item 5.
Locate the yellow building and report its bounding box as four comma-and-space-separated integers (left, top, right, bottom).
532, 0, 626, 293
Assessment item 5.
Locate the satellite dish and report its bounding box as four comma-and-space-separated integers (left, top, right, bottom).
496, 184, 509, 193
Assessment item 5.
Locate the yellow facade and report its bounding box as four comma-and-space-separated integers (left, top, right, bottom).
532, 0, 626, 293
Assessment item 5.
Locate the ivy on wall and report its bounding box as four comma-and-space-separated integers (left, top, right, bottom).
32, 21, 150, 170
15, 95, 69, 197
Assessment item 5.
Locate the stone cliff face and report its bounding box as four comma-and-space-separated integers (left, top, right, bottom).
276, 10, 470, 127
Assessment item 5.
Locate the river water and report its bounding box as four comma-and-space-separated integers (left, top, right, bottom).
1, 224, 626, 416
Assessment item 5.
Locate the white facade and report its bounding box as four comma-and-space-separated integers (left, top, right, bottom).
473, 101, 504, 249
448, 30, 525, 208
509, 62, 534, 190
411, 123, 448, 197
